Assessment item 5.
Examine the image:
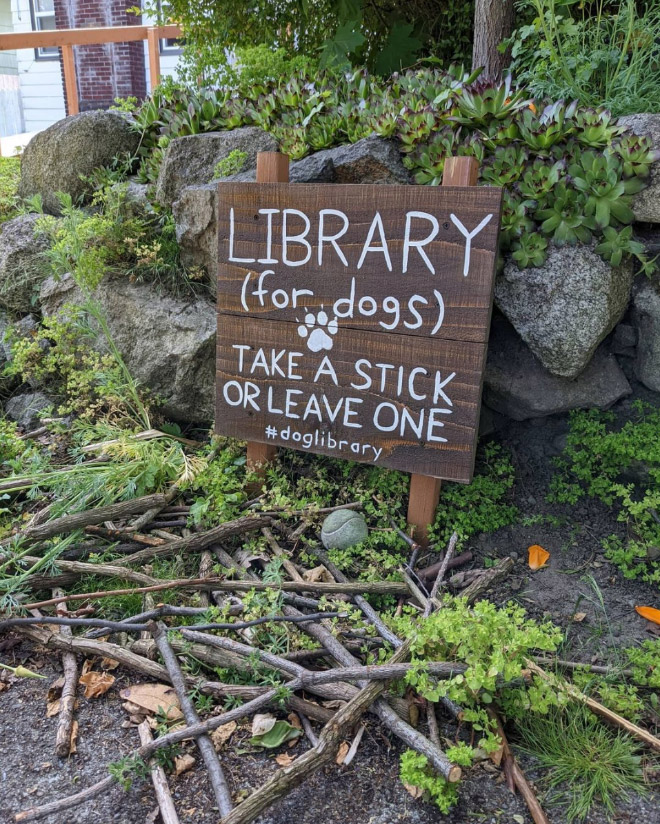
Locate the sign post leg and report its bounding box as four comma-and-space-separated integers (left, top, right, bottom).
406, 155, 480, 543
245, 151, 290, 477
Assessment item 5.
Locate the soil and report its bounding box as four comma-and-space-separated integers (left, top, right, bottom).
2, 375, 660, 824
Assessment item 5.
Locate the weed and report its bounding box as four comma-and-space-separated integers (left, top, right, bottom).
213, 150, 248, 179
0, 157, 20, 225
516, 705, 646, 822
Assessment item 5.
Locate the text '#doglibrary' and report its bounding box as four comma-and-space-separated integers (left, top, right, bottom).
216, 182, 502, 483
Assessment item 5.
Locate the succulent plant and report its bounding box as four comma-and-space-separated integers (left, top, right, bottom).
511, 232, 549, 268
535, 183, 594, 245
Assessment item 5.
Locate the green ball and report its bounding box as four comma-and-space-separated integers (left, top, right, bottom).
321, 509, 368, 550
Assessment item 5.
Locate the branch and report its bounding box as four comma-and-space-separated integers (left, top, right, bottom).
137, 721, 181, 824
151, 621, 233, 817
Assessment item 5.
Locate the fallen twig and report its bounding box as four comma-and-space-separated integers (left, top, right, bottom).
460, 557, 514, 603
418, 551, 474, 581
137, 720, 181, 824
488, 709, 550, 824
424, 531, 458, 616
54, 592, 78, 759
151, 621, 233, 817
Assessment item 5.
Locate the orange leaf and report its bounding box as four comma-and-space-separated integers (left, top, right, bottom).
528, 545, 550, 571
635, 606, 660, 625
79, 670, 115, 699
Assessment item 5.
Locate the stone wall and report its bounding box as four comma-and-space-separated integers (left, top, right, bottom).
2, 114, 660, 426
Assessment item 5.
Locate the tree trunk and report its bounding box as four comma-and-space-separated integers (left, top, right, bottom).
472, 0, 514, 82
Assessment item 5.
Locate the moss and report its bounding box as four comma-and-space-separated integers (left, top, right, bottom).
0, 157, 20, 225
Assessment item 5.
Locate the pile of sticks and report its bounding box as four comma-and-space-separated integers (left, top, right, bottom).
2, 491, 658, 824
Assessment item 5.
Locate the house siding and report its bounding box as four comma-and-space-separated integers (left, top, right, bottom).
10, 0, 65, 133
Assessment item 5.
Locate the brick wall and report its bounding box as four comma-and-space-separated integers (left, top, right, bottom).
54, 0, 146, 114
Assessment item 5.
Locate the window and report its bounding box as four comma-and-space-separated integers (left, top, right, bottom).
30, 0, 58, 60
157, 0, 182, 54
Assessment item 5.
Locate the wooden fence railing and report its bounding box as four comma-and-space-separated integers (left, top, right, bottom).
0, 24, 182, 119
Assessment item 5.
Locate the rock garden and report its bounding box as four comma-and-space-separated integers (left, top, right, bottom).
1, 4, 660, 822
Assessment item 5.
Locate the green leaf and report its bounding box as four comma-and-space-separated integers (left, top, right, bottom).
319, 21, 366, 69
249, 720, 302, 749
374, 22, 422, 75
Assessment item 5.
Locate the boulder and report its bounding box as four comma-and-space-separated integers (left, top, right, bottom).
40, 273, 216, 422
18, 111, 140, 215
305, 136, 410, 185
611, 322, 637, 357
618, 114, 660, 223
156, 127, 277, 206
484, 316, 631, 420
632, 279, 660, 391
173, 183, 218, 284
0, 214, 53, 314
5, 391, 52, 430
496, 244, 633, 379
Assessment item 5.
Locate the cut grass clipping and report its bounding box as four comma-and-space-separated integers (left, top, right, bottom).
515, 705, 646, 822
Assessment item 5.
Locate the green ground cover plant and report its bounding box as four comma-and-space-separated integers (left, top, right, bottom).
550, 402, 660, 587
508, 0, 660, 116
132, 66, 657, 273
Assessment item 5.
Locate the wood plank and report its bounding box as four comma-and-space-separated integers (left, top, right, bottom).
146, 27, 161, 89
0, 24, 181, 51
217, 183, 502, 344
216, 314, 486, 483
61, 44, 79, 117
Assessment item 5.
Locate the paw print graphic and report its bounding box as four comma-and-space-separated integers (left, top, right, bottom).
297, 309, 338, 353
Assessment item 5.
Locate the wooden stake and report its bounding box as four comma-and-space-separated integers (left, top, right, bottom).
146, 27, 161, 90
407, 155, 480, 544
245, 152, 290, 478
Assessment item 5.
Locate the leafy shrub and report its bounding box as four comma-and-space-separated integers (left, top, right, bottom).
132, 66, 657, 272
213, 149, 248, 179
550, 403, 660, 586
508, 0, 660, 116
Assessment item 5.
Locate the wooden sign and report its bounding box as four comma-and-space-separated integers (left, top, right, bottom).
216, 182, 502, 483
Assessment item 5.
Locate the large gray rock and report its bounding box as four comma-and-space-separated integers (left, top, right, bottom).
156, 127, 277, 207
0, 214, 53, 314
618, 114, 660, 223
632, 279, 660, 391
173, 183, 218, 284
484, 316, 631, 420
5, 391, 52, 430
40, 273, 216, 422
496, 244, 633, 379
306, 136, 410, 185
18, 111, 140, 215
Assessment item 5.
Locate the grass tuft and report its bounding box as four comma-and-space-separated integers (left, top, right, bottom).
515, 705, 646, 822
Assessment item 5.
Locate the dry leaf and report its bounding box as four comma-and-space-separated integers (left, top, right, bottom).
635, 605, 660, 626
69, 719, 79, 755
403, 782, 424, 799
251, 713, 277, 736
275, 752, 295, 767
120, 684, 182, 720
46, 698, 61, 718
335, 741, 350, 766
47, 677, 65, 702
100, 657, 120, 671
303, 565, 333, 583
528, 544, 550, 571
211, 721, 237, 750
79, 670, 115, 699
572, 612, 587, 622
287, 713, 302, 730
488, 742, 505, 767
174, 754, 195, 776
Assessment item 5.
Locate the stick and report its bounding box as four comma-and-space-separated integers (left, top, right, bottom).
460, 557, 514, 603
418, 551, 473, 580
219, 640, 414, 824
54, 593, 78, 759
426, 700, 442, 750
19, 494, 167, 543
487, 710, 550, 824
20, 557, 158, 587
21, 577, 411, 610
137, 721, 181, 824
306, 546, 400, 647
198, 550, 214, 608
261, 527, 304, 582
0, 612, 344, 635
525, 659, 660, 754
151, 622, 233, 817
424, 531, 458, 616
114, 516, 271, 567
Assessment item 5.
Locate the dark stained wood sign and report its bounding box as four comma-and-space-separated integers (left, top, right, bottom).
216, 182, 503, 483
